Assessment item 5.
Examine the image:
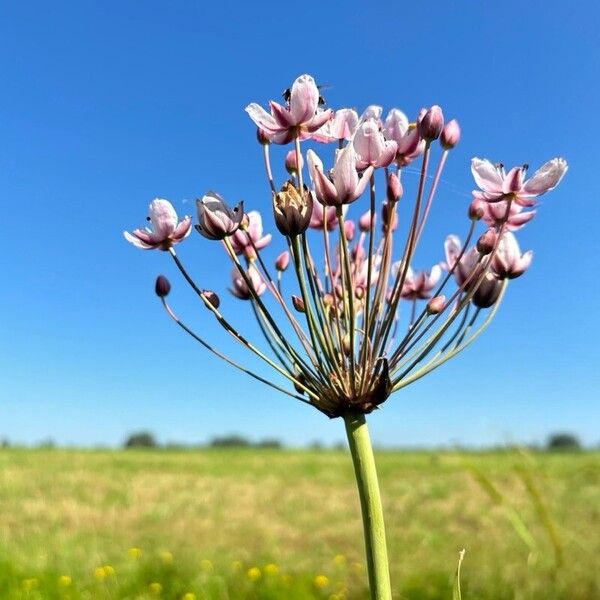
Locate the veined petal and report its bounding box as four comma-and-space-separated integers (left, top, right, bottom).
502, 166, 525, 194
172, 216, 192, 241
523, 157, 568, 195
374, 141, 398, 168
149, 199, 177, 238
289, 74, 319, 124
383, 108, 409, 143
471, 158, 503, 192
123, 230, 157, 250
269, 101, 296, 128
245, 103, 280, 134
332, 144, 359, 203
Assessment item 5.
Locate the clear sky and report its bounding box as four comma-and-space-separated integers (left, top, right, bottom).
1, 1, 598, 448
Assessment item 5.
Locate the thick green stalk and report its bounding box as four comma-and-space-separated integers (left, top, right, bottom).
344, 412, 392, 600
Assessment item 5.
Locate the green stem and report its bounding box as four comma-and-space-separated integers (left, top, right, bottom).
344, 412, 391, 600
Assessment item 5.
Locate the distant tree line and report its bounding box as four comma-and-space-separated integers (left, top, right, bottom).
123, 431, 284, 449
0, 432, 589, 451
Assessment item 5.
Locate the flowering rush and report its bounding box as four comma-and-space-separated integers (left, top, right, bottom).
124, 74, 567, 599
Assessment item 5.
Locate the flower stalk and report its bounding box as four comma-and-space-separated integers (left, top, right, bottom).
344, 412, 391, 600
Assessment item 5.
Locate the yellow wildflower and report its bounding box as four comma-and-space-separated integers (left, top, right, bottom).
104, 565, 115, 576
182, 594, 196, 600
314, 574, 330, 589
246, 566, 261, 581
94, 567, 106, 581
264, 563, 279, 576
149, 582, 162, 594
58, 575, 72, 587
199, 559, 213, 573
333, 554, 346, 566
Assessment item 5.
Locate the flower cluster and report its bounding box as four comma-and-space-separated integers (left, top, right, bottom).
125, 74, 567, 418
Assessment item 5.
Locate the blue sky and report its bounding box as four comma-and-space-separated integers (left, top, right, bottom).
1, 1, 598, 447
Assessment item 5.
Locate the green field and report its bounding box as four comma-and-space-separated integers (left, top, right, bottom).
0, 448, 598, 599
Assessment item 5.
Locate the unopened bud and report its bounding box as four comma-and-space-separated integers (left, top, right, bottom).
323, 293, 334, 308
155, 275, 171, 298
292, 295, 305, 312
440, 119, 460, 149
355, 286, 365, 300
426, 295, 446, 314
285, 149, 304, 174
342, 334, 352, 356
344, 220, 356, 241
418, 105, 444, 141
477, 229, 498, 255
387, 172, 403, 203
256, 128, 270, 145
275, 251, 290, 272
359, 211, 374, 232
468, 199, 485, 221
202, 290, 220, 309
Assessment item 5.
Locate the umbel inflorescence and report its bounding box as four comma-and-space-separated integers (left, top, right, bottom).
125, 74, 567, 419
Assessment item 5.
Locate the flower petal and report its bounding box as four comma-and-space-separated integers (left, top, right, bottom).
523, 157, 568, 195
471, 158, 503, 193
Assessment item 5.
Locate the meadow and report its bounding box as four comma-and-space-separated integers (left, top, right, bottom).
0, 448, 597, 599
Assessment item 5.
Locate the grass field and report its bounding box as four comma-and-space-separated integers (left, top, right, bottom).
0, 448, 598, 599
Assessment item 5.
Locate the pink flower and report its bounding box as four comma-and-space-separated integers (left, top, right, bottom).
400, 265, 442, 300
311, 108, 359, 143
124, 198, 191, 250
444, 236, 503, 308
230, 265, 267, 300
309, 202, 340, 231
492, 232, 532, 279
481, 200, 536, 231
307, 145, 373, 206
230, 210, 272, 259
382, 109, 424, 166
245, 74, 333, 144
444, 235, 480, 287
353, 119, 398, 170
196, 192, 244, 240
471, 157, 568, 207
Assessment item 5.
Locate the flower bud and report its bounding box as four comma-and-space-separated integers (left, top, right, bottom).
355, 285, 365, 300
202, 289, 220, 309
285, 150, 304, 175
275, 251, 290, 272
387, 172, 403, 203
358, 211, 375, 232
292, 295, 305, 313
476, 229, 498, 255
256, 128, 270, 145
155, 275, 171, 298
344, 220, 356, 241
468, 198, 485, 221
472, 274, 502, 308
426, 295, 445, 314
342, 334, 352, 356
273, 181, 314, 237
418, 105, 444, 141
440, 119, 460, 149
